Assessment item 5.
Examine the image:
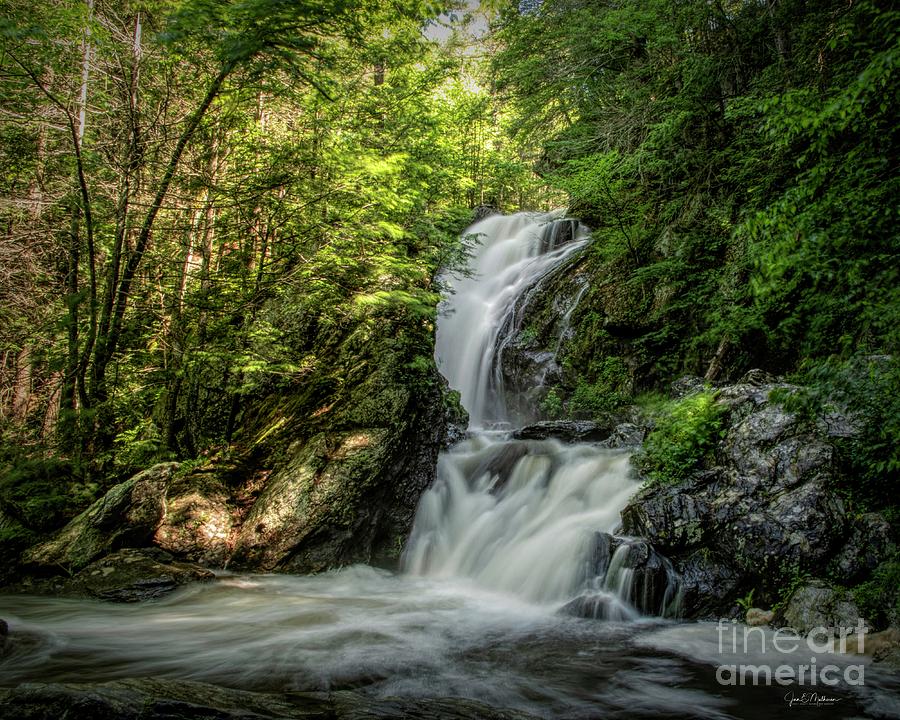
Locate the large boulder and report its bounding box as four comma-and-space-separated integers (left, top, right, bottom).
780, 581, 865, 636
828, 513, 896, 583
560, 532, 681, 620
224, 353, 454, 573
22, 463, 179, 573
65, 549, 214, 602
621, 374, 867, 617
153, 469, 238, 567
587, 533, 681, 617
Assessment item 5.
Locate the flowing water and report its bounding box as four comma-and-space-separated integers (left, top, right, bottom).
2, 213, 899, 719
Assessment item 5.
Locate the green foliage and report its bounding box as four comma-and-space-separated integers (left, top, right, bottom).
0, 456, 96, 532
110, 418, 175, 476
736, 589, 756, 613
492, 0, 899, 389
518, 326, 538, 346
853, 556, 900, 630
568, 356, 631, 418
636, 390, 726, 486
540, 387, 563, 420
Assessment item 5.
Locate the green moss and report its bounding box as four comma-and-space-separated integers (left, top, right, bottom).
568, 356, 632, 419
540, 388, 564, 419
635, 390, 727, 486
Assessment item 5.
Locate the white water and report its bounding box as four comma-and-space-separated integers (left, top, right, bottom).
403, 435, 638, 603
406, 211, 643, 614
435, 211, 588, 428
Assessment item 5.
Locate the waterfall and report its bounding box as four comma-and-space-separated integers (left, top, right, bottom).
405, 212, 677, 617
434, 211, 588, 429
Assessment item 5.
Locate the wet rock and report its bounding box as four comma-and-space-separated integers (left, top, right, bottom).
669, 375, 707, 399
329, 691, 541, 719
472, 204, 499, 222
0, 678, 319, 720
597, 422, 646, 449
621, 471, 717, 550
828, 513, 896, 583
716, 477, 847, 575
513, 420, 613, 443
22, 463, 179, 573
68, 548, 214, 602
6, 549, 214, 602
620, 374, 857, 618
470, 442, 531, 492
781, 581, 865, 635
675, 550, 743, 618
441, 375, 470, 449
0, 678, 541, 720
587, 533, 681, 617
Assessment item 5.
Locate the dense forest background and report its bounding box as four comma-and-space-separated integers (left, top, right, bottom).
0, 0, 897, 555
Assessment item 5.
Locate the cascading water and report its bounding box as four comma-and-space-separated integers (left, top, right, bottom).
434, 211, 589, 429
405, 211, 655, 617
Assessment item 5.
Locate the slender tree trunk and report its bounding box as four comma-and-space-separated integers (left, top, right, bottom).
60, 0, 95, 447
90, 58, 236, 409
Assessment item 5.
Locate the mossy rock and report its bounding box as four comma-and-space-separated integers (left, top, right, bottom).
22, 463, 179, 573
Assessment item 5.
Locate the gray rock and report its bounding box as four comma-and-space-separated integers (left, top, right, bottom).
621, 471, 717, 550
22, 463, 179, 572
229, 363, 450, 574
69, 548, 215, 602
669, 376, 707, 398
620, 376, 857, 618
829, 513, 896, 583
597, 422, 646, 449
781, 581, 866, 635
513, 420, 613, 443
675, 550, 743, 618
7, 548, 214, 602
558, 592, 636, 621
0, 678, 541, 720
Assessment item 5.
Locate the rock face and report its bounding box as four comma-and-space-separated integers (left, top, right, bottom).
4, 299, 462, 591
620, 373, 882, 618
22, 463, 179, 572
0, 678, 540, 720
780, 581, 865, 635
559, 533, 680, 620
153, 470, 237, 567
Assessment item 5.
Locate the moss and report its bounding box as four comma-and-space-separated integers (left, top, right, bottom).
635, 390, 727, 486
